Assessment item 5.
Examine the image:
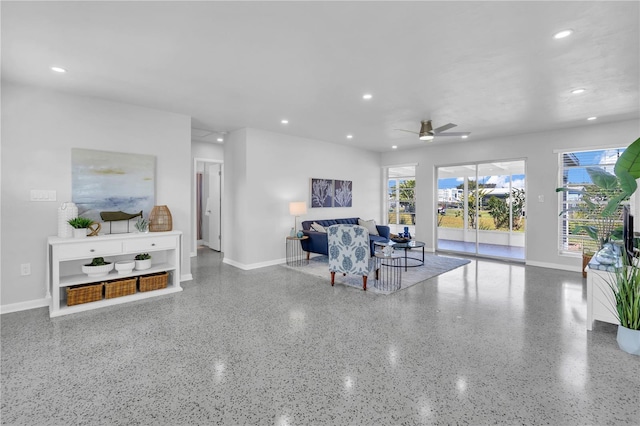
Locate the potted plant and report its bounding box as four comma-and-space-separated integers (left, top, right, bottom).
135, 217, 149, 233
67, 217, 94, 239
601, 137, 640, 355
81, 257, 114, 277
608, 252, 640, 355
134, 253, 152, 270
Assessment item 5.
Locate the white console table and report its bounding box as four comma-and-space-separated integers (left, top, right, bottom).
47, 231, 183, 318
586, 265, 619, 331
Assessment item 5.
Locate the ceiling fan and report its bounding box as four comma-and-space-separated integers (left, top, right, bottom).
394, 120, 470, 141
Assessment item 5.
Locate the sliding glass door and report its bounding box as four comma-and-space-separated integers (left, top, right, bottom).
436, 160, 526, 261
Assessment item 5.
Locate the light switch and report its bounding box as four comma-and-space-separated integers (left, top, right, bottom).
538, 195, 544, 203
30, 190, 57, 201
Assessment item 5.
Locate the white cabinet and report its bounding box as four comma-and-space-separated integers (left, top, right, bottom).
586, 267, 619, 330
47, 231, 183, 317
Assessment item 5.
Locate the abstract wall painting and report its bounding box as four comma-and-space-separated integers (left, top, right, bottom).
72, 148, 156, 224
310, 178, 353, 208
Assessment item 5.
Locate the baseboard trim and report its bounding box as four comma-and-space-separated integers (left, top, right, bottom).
181, 274, 193, 282
223, 257, 286, 270
1, 297, 50, 315
526, 260, 579, 272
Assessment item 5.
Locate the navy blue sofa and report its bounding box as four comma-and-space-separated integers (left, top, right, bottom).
300, 217, 390, 257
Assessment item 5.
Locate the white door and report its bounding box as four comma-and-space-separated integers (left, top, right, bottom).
207, 163, 222, 251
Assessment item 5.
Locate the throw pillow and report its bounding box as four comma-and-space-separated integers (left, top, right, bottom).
358, 218, 379, 236
311, 222, 326, 233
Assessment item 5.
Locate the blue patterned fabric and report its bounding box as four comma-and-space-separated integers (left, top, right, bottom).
327, 224, 370, 276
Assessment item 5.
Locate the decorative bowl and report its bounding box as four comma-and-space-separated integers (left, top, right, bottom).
391, 237, 410, 243
81, 262, 114, 278
115, 260, 135, 275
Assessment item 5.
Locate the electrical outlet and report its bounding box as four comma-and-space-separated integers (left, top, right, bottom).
20, 263, 31, 276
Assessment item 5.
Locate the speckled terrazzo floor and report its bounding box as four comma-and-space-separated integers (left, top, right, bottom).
2, 248, 639, 425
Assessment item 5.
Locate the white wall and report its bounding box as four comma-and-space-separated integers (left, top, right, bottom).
1, 83, 192, 311
192, 140, 224, 161
223, 128, 382, 269
382, 119, 640, 272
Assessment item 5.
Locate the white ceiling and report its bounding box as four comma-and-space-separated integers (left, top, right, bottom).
2, 1, 638, 152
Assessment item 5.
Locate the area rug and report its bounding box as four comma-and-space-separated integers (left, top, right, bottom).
283, 253, 471, 294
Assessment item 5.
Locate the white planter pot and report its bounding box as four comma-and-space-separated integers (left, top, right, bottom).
135, 259, 152, 271
617, 325, 640, 356
115, 260, 135, 275
72, 228, 87, 239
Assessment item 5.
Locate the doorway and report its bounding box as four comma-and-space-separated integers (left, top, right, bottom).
385, 165, 417, 236
436, 160, 526, 261
193, 158, 223, 256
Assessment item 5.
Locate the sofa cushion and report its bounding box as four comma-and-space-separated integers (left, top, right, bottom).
370, 234, 388, 245
358, 218, 379, 236
310, 222, 326, 232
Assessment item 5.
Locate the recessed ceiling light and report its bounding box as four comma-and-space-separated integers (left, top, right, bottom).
217, 138, 224, 142
392, 145, 397, 149
51, 66, 66, 73
553, 29, 573, 39
461, 135, 469, 139
281, 119, 289, 124
587, 116, 597, 121
571, 88, 586, 94
346, 134, 353, 139
362, 94, 372, 100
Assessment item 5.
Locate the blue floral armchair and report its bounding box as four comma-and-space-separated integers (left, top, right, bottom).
327, 224, 371, 290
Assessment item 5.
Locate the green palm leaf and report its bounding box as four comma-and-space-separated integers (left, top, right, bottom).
614, 137, 640, 179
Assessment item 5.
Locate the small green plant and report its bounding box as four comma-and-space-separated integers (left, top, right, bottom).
86, 257, 110, 266
608, 252, 640, 331
135, 253, 151, 260
68, 217, 93, 229
135, 217, 149, 232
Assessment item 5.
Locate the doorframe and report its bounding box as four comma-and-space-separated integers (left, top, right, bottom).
192, 157, 224, 257
434, 157, 527, 262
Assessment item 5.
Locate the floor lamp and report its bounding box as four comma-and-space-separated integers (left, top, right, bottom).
289, 201, 307, 237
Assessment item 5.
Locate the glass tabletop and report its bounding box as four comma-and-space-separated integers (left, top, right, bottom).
374, 240, 425, 249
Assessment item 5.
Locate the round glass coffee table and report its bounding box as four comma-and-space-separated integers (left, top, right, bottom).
374, 240, 425, 271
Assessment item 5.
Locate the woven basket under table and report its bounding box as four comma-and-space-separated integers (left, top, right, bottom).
104, 277, 137, 299
138, 271, 169, 292
66, 283, 103, 306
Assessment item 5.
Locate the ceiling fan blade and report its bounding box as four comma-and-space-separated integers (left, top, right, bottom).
432, 123, 457, 134
434, 132, 471, 137
393, 128, 420, 135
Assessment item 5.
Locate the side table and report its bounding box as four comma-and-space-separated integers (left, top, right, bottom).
374, 252, 402, 291
286, 236, 309, 266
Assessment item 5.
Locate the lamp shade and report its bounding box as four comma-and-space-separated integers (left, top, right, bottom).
289, 202, 307, 216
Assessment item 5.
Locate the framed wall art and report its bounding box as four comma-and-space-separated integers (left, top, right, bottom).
310, 178, 353, 208
333, 180, 352, 207
72, 148, 156, 224
311, 178, 333, 208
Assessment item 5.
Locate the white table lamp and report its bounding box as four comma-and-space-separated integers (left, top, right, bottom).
289, 201, 307, 235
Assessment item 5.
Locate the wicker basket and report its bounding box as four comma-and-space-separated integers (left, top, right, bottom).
138, 272, 168, 292
104, 277, 137, 299
66, 283, 103, 306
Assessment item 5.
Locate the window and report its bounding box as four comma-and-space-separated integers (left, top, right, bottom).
558, 148, 625, 254
387, 166, 416, 235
